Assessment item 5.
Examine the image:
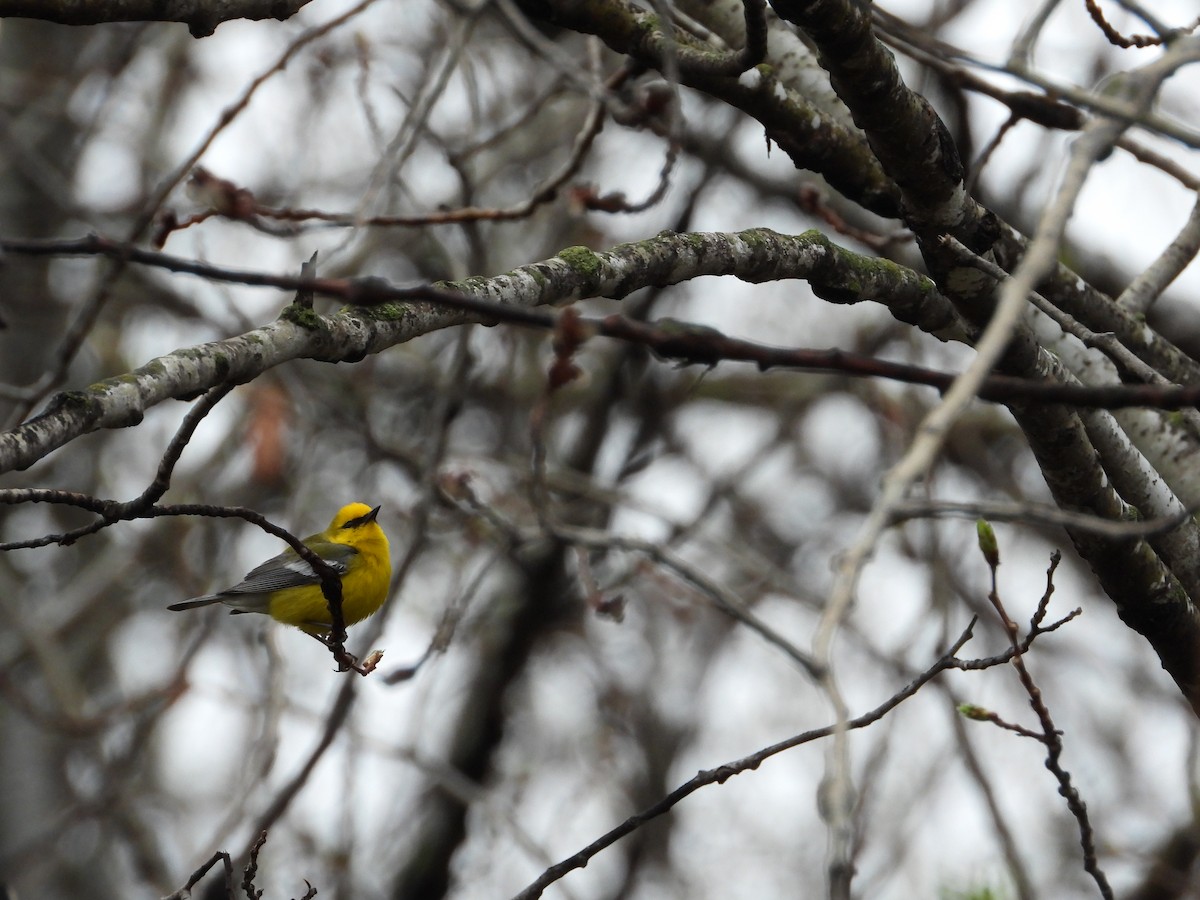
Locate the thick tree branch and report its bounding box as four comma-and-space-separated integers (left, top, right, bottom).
0, 228, 951, 474
12, 228, 1200, 479
0, 0, 312, 37
514, 0, 901, 217
1013, 401, 1200, 715
767, 0, 991, 242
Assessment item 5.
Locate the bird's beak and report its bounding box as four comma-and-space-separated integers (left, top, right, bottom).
367, 505, 381, 522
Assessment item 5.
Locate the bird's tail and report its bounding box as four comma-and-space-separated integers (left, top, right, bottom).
167, 594, 225, 611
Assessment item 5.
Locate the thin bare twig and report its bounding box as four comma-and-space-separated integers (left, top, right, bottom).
976, 546, 1112, 898
511, 620, 979, 900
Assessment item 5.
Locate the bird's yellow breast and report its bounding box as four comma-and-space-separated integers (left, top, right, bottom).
267, 527, 392, 632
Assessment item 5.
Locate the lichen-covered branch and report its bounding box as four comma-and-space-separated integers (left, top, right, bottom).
0, 0, 311, 37
0, 229, 951, 475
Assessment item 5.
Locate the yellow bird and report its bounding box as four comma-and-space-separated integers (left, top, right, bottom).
169, 503, 392, 634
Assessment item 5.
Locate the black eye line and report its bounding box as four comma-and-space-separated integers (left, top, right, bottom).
342, 514, 371, 529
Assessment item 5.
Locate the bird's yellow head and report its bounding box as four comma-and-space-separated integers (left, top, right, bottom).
324, 501, 390, 580
325, 502, 389, 554
329, 502, 381, 534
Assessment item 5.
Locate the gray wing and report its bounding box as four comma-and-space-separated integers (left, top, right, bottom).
222, 543, 358, 596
